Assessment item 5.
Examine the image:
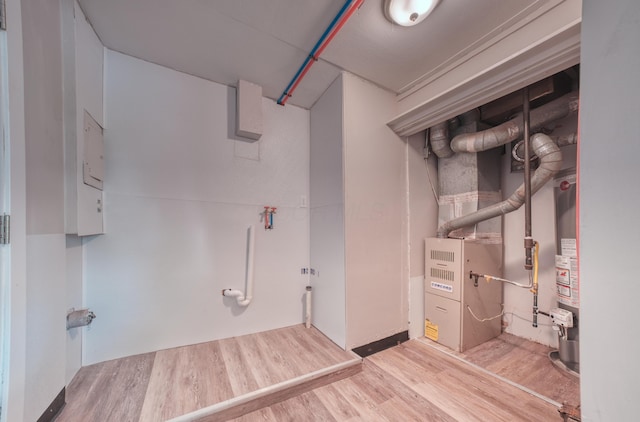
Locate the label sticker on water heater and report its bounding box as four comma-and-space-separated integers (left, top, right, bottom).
555, 254, 580, 308
561, 238, 577, 257
431, 281, 453, 293
556, 265, 570, 285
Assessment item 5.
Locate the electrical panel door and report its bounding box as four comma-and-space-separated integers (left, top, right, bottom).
83, 110, 104, 190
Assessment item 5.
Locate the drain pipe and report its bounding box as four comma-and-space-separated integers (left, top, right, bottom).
436, 133, 563, 238
305, 286, 312, 328
222, 225, 256, 307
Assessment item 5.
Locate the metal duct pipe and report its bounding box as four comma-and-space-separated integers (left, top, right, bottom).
450, 91, 579, 153
554, 133, 578, 147
429, 121, 454, 158
512, 133, 577, 162
437, 133, 562, 238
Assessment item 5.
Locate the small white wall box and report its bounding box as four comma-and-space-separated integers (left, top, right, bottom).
236, 80, 263, 141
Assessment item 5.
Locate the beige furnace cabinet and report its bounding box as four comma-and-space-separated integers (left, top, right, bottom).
424, 238, 503, 352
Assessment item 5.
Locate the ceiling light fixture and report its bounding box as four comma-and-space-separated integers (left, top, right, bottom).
383, 0, 440, 27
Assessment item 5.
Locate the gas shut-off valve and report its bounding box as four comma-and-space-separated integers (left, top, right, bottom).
549, 307, 574, 328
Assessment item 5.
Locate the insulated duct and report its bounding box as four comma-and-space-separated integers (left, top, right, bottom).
450, 91, 579, 154
512, 133, 577, 162
437, 133, 562, 238
434, 90, 578, 239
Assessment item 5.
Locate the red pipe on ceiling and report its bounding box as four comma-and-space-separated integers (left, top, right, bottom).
277, 0, 364, 106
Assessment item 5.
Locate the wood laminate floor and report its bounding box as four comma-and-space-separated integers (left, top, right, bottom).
234, 339, 564, 421
55, 325, 356, 422
431, 332, 580, 406
55, 327, 579, 421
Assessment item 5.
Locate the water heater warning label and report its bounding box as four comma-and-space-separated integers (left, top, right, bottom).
556, 255, 579, 308
425, 319, 438, 341
561, 238, 577, 257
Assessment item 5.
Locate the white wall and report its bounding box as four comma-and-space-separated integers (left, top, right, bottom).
65, 235, 83, 383
74, 0, 104, 236
342, 73, 407, 350
63, 0, 104, 235
310, 73, 408, 350
22, 0, 67, 419
580, 0, 640, 419
25, 237, 66, 421
310, 76, 346, 349
407, 132, 439, 339
2, 0, 27, 420
61, 0, 104, 386
83, 50, 310, 364
502, 114, 577, 347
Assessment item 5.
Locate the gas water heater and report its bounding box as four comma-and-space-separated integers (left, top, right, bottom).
552, 168, 579, 374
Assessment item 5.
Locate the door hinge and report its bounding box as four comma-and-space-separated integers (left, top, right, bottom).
0, 214, 9, 245
0, 0, 6, 31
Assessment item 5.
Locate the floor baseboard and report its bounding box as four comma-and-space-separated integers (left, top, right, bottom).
37, 387, 65, 422
352, 331, 409, 358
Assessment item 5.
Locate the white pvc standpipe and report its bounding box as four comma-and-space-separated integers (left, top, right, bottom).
305, 286, 312, 328
222, 225, 255, 307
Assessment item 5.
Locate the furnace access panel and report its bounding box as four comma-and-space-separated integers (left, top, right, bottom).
424, 238, 503, 352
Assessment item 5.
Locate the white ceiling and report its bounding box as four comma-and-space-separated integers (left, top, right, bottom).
77, 0, 547, 109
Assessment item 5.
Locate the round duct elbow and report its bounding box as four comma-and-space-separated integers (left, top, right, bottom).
450, 91, 579, 154
437, 133, 561, 238
429, 121, 454, 158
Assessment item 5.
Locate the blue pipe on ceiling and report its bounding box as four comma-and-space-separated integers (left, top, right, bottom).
277, 0, 359, 105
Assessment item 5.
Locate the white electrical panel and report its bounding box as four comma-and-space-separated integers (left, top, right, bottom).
424, 238, 503, 352
83, 110, 104, 190
75, 110, 104, 236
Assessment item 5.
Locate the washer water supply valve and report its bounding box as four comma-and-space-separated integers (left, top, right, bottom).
263, 206, 277, 230
549, 307, 574, 328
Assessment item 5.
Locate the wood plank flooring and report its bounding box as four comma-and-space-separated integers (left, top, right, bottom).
56, 326, 578, 421
55, 325, 357, 422
436, 332, 580, 406
56, 352, 155, 422
235, 339, 563, 421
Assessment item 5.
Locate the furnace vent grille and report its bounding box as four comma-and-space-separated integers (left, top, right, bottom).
431, 249, 455, 262
430, 267, 455, 282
